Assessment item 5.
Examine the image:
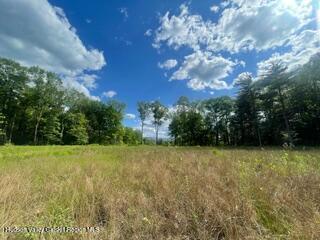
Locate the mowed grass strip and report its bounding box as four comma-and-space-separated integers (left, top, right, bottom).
0, 146, 319, 239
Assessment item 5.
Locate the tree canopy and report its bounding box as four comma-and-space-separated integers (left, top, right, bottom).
0, 58, 126, 145
167, 55, 320, 146
1, 55, 319, 146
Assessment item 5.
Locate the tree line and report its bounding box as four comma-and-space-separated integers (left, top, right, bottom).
1, 54, 319, 146
0, 58, 141, 145
137, 54, 320, 146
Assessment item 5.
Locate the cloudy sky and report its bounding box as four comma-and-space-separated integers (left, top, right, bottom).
0, 0, 319, 137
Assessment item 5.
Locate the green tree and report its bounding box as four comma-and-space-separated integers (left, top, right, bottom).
0, 113, 5, 145
175, 111, 205, 146
257, 61, 293, 145
137, 101, 150, 144
42, 113, 62, 144
203, 96, 234, 146
234, 73, 262, 146
169, 97, 207, 146
123, 127, 142, 145
289, 54, 320, 145
73, 99, 124, 144
63, 112, 88, 145
150, 100, 168, 144
26, 67, 64, 144
0, 58, 28, 143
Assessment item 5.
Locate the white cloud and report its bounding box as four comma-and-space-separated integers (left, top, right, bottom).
232, 72, 253, 86
154, 1, 313, 53
153, 1, 316, 91
214, 0, 313, 53
0, 0, 106, 98
125, 113, 136, 120
210, 5, 220, 13
257, 29, 320, 76
0, 0, 106, 74
63, 77, 100, 101
171, 51, 238, 90
119, 8, 129, 20
135, 112, 172, 139
79, 74, 98, 89
103, 91, 117, 98
221, 1, 231, 8
290, 29, 320, 53
135, 125, 170, 139
158, 59, 178, 70
145, 29, 153, 37
154, 4, 217, 51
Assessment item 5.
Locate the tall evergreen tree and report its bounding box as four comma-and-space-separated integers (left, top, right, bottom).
258, 61, 293, 145
234, 73, 262, 146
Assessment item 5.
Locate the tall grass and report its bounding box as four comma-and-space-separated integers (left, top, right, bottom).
0, 146, 319, 239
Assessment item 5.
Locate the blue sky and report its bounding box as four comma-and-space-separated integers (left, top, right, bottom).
0, 0, 319, 136
48, 1, 239, 104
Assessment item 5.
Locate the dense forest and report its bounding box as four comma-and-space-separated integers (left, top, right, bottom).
1, 55, 320, 146
0, 58, 141, 145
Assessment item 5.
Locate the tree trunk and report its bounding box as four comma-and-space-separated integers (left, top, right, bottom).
250, 91, 262, 147
240, 121, 245, 145
34, 110, 43, 145
8, 114, 16, 144
98, 128, 101, 144
60, 123, 64, 143
225, 118, 230, 145
256, 125, 262, 147
215, 129, 219, 146
34, 119, 40, 145
225, 128, 230, 145
155, 125, 159, 145
278, 87, 292, 144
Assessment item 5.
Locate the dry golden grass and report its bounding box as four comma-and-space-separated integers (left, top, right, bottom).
0, 146, 319, 239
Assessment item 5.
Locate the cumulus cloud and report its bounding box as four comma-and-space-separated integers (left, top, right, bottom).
153, 1, 317, 90
119, 8, 129, 21
154, 1, 313, 53
63, 77, 100, 101
103, 91, 117, 98
145, 29, 153, 37
171, 51, 239, 90
0, 0, 106, 98
78, 74, 99, 89
158, 59, 178, 70
210, 5, 220, 13
220, 1, 231, 8
257, 29, 320, 76
215, 0, 313, 52
154, 4, 217, 50
232, 72, 254, 86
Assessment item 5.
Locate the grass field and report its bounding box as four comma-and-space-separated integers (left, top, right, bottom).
0, 146, 319, 239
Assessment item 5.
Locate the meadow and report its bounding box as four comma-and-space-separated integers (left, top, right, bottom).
0, 146, 319, 240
